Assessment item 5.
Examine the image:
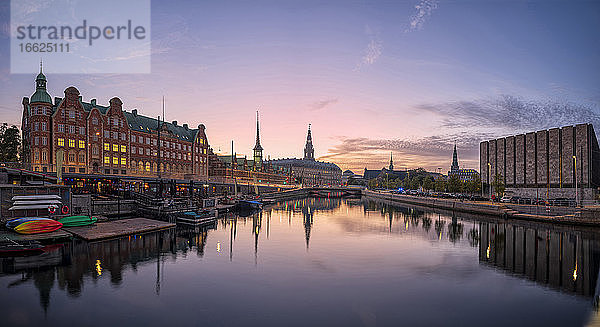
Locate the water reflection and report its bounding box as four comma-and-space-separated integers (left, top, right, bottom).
1, 197, 599, 326
479, 221, 600, 298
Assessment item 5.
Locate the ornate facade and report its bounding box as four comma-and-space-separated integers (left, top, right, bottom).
21, 67, 210, 180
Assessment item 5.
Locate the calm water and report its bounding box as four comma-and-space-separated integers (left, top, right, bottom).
2, 197, 600, 326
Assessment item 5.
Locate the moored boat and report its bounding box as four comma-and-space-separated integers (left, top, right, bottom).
6, 217, 63, 234
57, 215, 98, 227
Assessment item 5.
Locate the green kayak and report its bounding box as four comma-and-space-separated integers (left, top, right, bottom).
57, 215, 98, 227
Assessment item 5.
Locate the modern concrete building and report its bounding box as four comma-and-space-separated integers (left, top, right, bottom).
480, 124, 600, 200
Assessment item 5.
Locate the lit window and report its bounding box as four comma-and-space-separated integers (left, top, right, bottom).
78, 140, 85, 149
120, 158, 126, 166
112, 144, 118, 152
113, 157, 118, 165
145, 162, 150, 171
104, 156, 110, 164
68, 139, 75, 147
104, 143, 110, 151
58, 138, 64, 146
120, 145, 126, 152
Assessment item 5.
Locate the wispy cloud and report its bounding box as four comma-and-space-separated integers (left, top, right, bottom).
418, 95, 600, 134
309, 98, 338, 111
407, 0, 439, 32
356, 25, 383, 70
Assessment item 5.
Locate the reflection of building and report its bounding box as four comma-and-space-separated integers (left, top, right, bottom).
480, 124, 600, 200
268, 125, 342, 186
479, 221, 600, 297
448, 144, 478, 182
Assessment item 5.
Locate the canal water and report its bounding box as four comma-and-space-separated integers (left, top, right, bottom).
1, 197, 600, 326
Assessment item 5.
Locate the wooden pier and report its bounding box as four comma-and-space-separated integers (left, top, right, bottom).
63, 218, 175, 241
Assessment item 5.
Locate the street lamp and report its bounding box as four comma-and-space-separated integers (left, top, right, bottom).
573, 155, 578, 207
487, 162, 492, 201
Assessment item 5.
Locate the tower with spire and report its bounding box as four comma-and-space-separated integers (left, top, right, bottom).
253, 111, 263, 170
389, 152, 394, 171
303, 124, 315, 161
31, 60, 52, 104
451, 143, 459, 173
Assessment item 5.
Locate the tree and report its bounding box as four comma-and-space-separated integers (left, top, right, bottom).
491, 173, 505, 199
447, 174, 463, 193
0, 123, 21, 162
465, 173, 481, 195
435, 178, 447, 192
422, 176, 435, 191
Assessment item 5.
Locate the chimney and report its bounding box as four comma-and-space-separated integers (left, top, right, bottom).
91, 99, 96, 106
132, 109, 137, 116
183, 123, 188, 129
172, 120, 177, 126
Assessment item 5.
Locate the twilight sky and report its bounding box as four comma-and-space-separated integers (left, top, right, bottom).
0, 0, 599, 174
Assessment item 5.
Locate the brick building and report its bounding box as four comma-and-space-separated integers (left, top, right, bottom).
480, 124, 600, 200
21, 65, 210, 182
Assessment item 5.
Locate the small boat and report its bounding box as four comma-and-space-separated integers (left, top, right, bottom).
0, 239, 45, 257
9, 204, 60, 211
57, 215, 98, 227
6, 217, 63, 234
238, 200, 263, 210
11, 195, 62, 201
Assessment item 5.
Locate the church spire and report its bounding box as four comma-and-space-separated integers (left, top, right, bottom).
253, 111, 263, 170
389, 152, 394, 171
451, 143, 459, 172
303, 124, 315, 161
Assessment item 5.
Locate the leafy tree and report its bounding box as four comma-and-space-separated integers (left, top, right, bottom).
465, 173, 482, 195
435, 178, 447, 192
491, 173, 505, 199
447, 174, 463, 193
0, 123, 21, 162
422, 176, 435, 191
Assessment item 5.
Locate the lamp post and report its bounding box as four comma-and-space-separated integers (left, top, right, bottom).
573, 155, 578, 207
487, 162, 492, 202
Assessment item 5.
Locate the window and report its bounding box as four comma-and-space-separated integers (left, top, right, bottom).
152, 139, 157, 146
120, 157, 126, 166
69, 139, 75, 147
113, 157, 118, 165
69, 110, 75, 119
104, 156, 110, 164
42, 137, 47, 145
79, 154, 85, 162
139, 162, 144, 171
112, 144, 118, 152
131, 146, 136, 153
58, 138, 64, 146
145, 162, 150, 172
104, 131, 110, 138
79, 127, 85, 135
120, 145, 126, 152
113, 117, 118, 126
78, 140, 85, 149
68, 125, 75, 134
112, 131, 118, 139
146, 148, 150, 155
139, 147, 143, 154
58, 124, 64, 132
121, 133, 126, 141
34, 150, 39, 162
34, 136, 39, 145
41, 151, 47, 162
41, 122, 47, 131
146, 137, 150, 145
92, 135, 98, 142
68, 153, 75, 162
92, 117, 98, 125
131, 161, 137, 172
104, 143, 110, 151
34, 122, 39, 131
92, 146, 99, 155
131, 135, 135, 142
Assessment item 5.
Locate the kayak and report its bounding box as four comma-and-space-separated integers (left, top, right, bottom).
57, 215, 97, 227
6, 218, 63, 234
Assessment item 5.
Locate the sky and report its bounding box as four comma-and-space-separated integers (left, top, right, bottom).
0, 0, 599, 174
